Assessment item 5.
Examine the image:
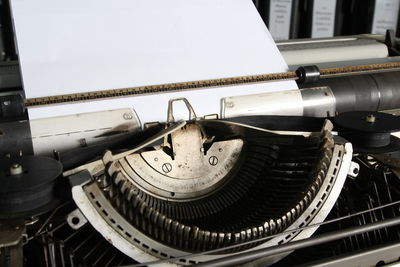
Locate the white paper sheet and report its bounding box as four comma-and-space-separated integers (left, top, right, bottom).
10, 0, 297, 123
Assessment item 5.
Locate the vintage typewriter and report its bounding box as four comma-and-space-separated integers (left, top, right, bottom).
0, 4, 400, 266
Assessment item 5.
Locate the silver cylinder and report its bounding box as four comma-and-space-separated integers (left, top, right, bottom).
221, 87, 336, 118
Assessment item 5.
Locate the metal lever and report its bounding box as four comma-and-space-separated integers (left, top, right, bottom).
167, 98, 197, 123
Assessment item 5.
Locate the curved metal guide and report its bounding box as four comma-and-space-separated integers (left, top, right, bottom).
69, 119, 353, 266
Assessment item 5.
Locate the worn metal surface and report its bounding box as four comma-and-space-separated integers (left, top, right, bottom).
66, 208, 88, 230
120, 123, 243, 200
0, 220, 25, 248
30, 108, 141, 156
63, 121, 186, 177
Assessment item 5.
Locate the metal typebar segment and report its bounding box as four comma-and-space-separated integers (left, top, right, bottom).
24, 62, 400, 107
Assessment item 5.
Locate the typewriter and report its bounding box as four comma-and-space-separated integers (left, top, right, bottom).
0, 4, 399, 266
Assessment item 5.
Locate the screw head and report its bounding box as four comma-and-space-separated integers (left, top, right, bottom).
225, 101, 234, 108
162, 163, 172, 173
208, 156, 218, 166
123, 113, 133, 120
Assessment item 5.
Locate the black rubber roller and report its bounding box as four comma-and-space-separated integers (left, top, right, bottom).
334, 111, 400, 153
296, 65, 321, 84
0, 156, 63, 219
